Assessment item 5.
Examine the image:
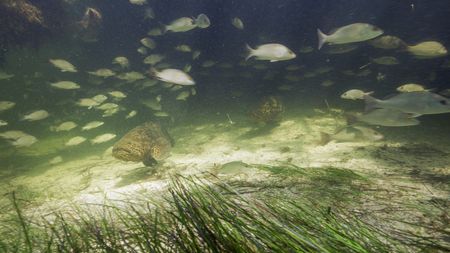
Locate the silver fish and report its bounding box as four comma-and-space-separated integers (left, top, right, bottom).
364, 92, 450, 115
320, 125, 383, 145
317, 23, 383, 50
355, 108, 420, 127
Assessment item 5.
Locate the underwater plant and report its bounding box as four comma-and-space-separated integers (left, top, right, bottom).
0, 177, 413, 253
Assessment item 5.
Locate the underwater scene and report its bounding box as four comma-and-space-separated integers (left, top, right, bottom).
1, 0, 449, 252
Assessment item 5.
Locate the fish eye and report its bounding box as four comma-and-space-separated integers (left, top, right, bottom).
440, 100, 447, 105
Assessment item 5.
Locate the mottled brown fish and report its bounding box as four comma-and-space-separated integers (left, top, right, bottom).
112, 122, 173, 166
250, 96, 284, 124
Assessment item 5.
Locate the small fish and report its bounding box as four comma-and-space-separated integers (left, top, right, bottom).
147, 28, 163, 36
156, 63, 172, 69
82, 121, 104, 131
137, 47, 148, 55
320, 125, 383, 145
11, 134, 37, 148
317, 23, 383, 50
140, 79, 158, 88
141, 98, 162, 111
372, 56, 399, 65
215, 161, 250, 175
91, 133, 116, 144
88, 68, 115, 78
49, 156, 63, 165
183, 64, 192, 73
246, 43, 296, 62
231, 17, 244, 30
315, 66, 334, 74
154, 111, 169, 117
364, 92, 450, 115
92, 94, 108, 103
354, 108, 420, 127
51, 121, 77, 132
406, 41, 448, 59
50, 81, 80, 90
22, 110, 49, 121
341, 89, 373, 100
49, 59, 77, 72
195, 14, 210, 28
324, 44, 359, 54
192, 50, 201, 60
320, 80, 334, 87
285, 75, 301, 81
0, 120, 7, 127
102, 108, 119, 117
299, 46, 314, 53
368, 35, 405, 49
76, 98, 100, 109
0, 130, 27, 140
112, 56, 130, 68
126, 110, 137, 119
108, 91, 127, 99
140, 37, 156, 49
175, 44, 192, 52
143, 7, 155, 19
96, 103, 119, 111
165, 17, 197, 33
356, 69, 371, 77
277, 84, 293, 91
170, 85, 183, 91
151, 68, 195, 85
143, 54, 165, 65
0, 101, 15, 112
65, 136, 87, 146
176, 91, 190, 101
129, 0, 147, 5
0, 71, 14, 80
165, 14, 210, 33
116, 71, 145, 82
396, 83, 427, 93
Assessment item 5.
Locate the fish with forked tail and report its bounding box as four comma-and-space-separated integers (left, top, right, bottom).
364, 91, 450, 116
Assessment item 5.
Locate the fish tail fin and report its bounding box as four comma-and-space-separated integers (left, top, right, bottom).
317, 28, 328, 50
157, 21, 168, 34
397, 39, 409, 51
245, 44, 254, 61
318, 132, 332, 146
363, 95, 382, 112
148, 67, 158, 77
